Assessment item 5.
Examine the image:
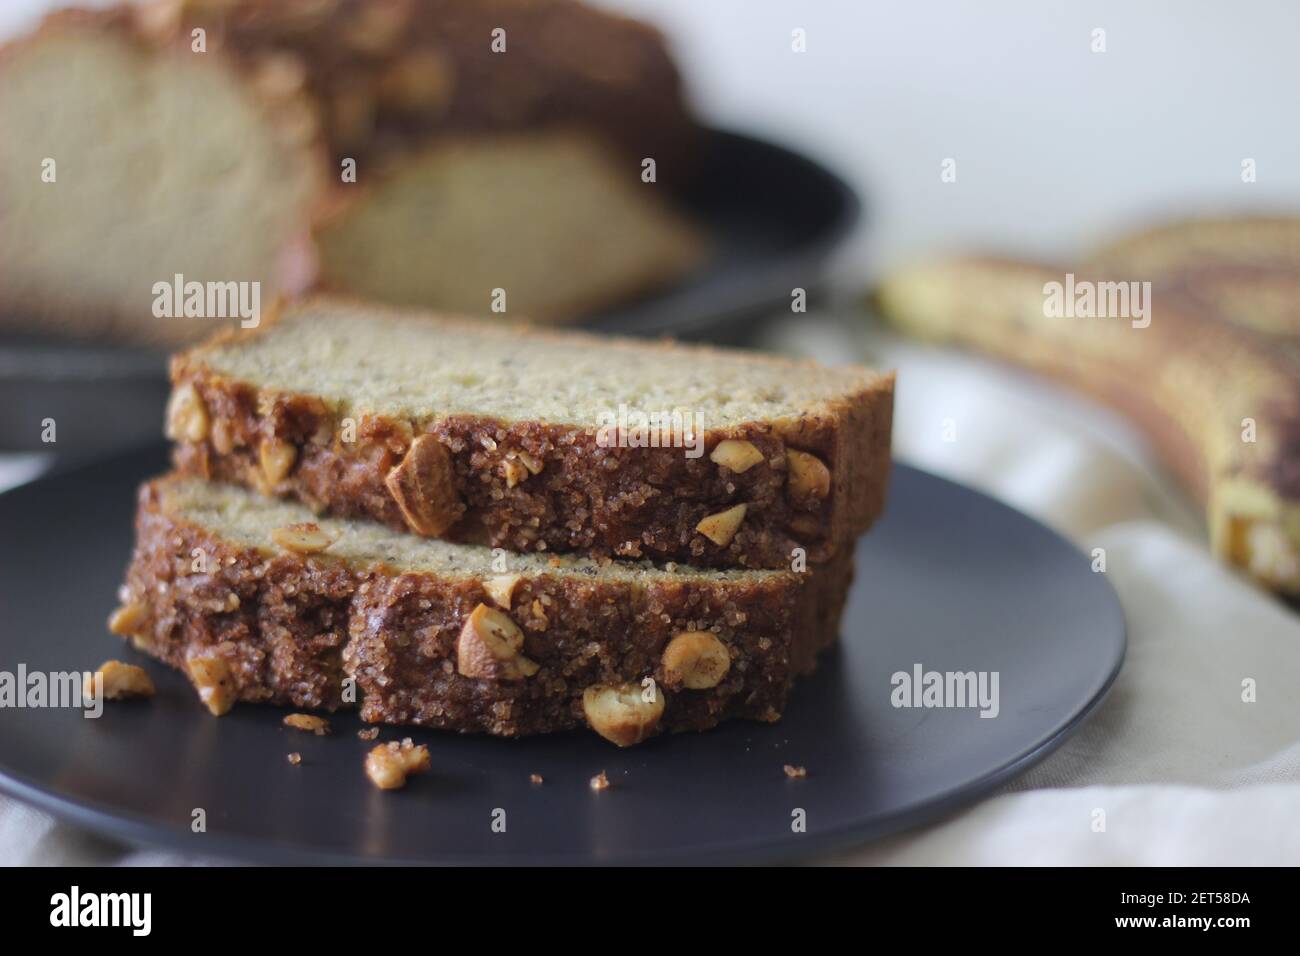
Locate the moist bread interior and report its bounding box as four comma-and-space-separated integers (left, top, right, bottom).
197, 300, 882, 428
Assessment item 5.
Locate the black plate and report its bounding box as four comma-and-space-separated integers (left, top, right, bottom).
0, 129, 858, 453
0, 448, 1124, 865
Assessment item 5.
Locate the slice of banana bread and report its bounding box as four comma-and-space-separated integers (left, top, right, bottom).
169, 298, 895, 569
112, 476, 854, 740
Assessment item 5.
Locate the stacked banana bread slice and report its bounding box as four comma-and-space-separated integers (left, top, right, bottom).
111, 299, 895, 742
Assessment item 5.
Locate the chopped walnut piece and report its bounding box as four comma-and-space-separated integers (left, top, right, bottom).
786, 450, 831, 500
784, 764, 807, 779
210, 419, 236, 455
517, 451, 545, 475
483, 574, 521, 609
260, 439, 298, 486
271, 522, 339, 555
710, 439, 764, 474
165, 383, 208, 443
661, 631, 731, 690
530, 774, 544, 786
583, 682, 665, 747
589, 770, 610, 791
457, 604, 539, 681
83, 661, 155, 701
696, 503, 747, 547
385, 434, 462, 536
107, 601, 148, 638
502, 457, 530, 488
284, 713, 330, 735
365, 739, 431, 790
187, 654, 237, 716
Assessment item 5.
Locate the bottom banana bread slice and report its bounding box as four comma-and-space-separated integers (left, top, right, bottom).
110, 476, 854, 741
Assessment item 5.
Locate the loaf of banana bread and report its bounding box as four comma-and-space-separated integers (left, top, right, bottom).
111, 476, 854, 740
0, 0, 706, 343
168, 298, 895, 569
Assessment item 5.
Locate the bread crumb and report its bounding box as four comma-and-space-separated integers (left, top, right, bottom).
366, 739, 431, 790
529, 773, 544, 785
357, 727, 379, 740
83, 660, 155, 701
287, 752, 302, 766
589, 770, 610, 791
783, 764, 807, 779
283, 713, 330, 735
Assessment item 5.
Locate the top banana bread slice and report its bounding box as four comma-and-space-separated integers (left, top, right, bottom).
170, 298, 895, 569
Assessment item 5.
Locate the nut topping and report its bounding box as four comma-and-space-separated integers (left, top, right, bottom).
165, 383, 209, 443
284, 713, 330, 735
696, 503, 747, 547
365, 739, 431, 791
210, 418, 236, 455
582, 682, 665, 747
502, 457, 530, 488
661, 631, 731, 690
483, 574, 521, 609
516, 451, 545, 475
710, 439, 764, 474
83, 661, 155, 701
107, 601, 148, 638
385, 434, 462, 536
786, 450, 831, 500
457, 604, 539, 681
271, 522, 339, 555
260, 439, 298, 486
187, 654, 237, 716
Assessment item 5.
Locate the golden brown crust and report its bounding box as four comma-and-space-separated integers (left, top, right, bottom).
167, 0, 700, 185
168, 303, 895, 569
116, 475, 854, 737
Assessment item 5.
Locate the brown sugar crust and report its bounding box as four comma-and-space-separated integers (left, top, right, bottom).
169, 323, 895, 570
161, 0, 701, 187
116, 477, 854, 737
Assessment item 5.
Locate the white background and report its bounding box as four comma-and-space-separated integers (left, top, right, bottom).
599, 0, 1300, 277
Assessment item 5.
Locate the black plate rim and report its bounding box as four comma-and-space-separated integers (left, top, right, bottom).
0, 458, 1124, 867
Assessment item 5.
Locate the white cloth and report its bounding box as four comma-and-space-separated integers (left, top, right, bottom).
3, 313, 1297, 865
766, 314, 1300, 866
